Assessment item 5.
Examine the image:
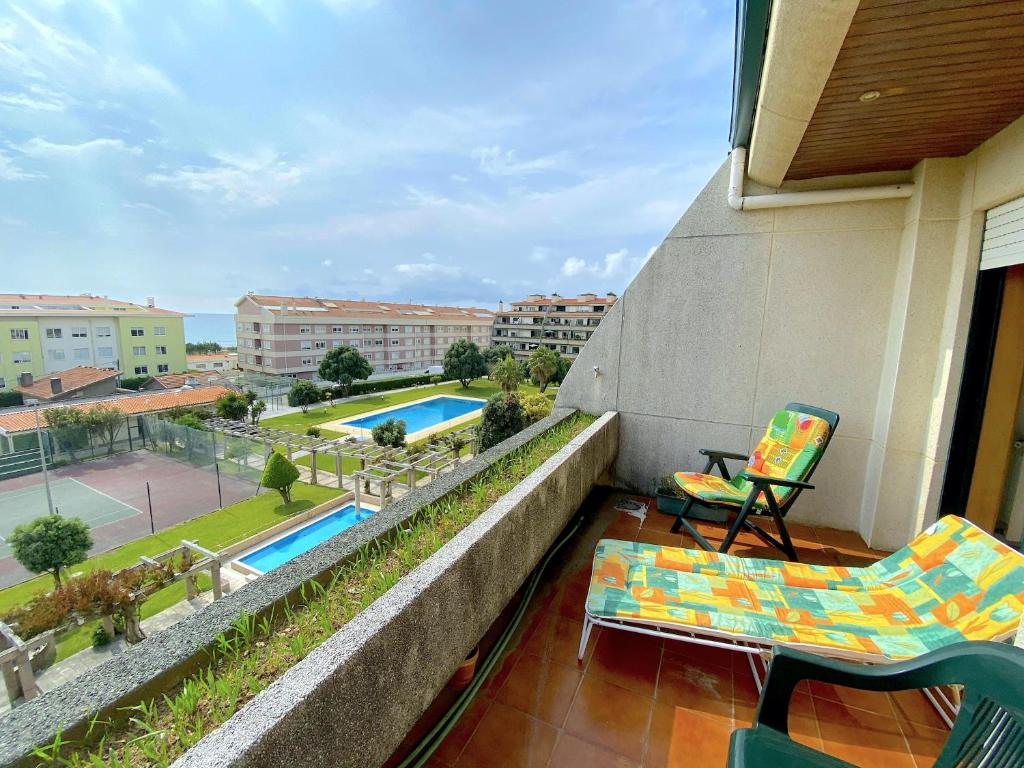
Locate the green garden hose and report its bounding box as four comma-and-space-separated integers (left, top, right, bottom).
395, 513, 585, 768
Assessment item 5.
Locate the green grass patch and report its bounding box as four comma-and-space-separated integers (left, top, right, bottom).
41, 413, 594, 767
261, 379, 546, 434
1, 484, 343, 660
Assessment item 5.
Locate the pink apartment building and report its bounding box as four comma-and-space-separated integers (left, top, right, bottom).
233, 294, 495, 379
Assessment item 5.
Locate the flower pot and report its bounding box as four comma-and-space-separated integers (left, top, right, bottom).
450, 647, 479, 690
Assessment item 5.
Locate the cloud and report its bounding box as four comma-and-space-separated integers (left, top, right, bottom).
13, 137, 142, 158
280, 265, 290, 272
561, 249, 630, 278
472, 145, 565, 176
0, 87, 66, 112
481, 277, 497, 285
121, 201, 171, 217
450, 174, 468, 183
394, 262, 463, 280
529, 246, 551, 263
146, 148, 303, 207
0, 149, 44, 181
322, 258, 333, 267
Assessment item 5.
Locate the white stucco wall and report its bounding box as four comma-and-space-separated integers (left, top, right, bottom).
557, 114, 1024, 550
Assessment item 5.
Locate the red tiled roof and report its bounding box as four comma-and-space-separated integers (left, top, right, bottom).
186, 353, 234, 361
148, 373, 226, 389
508, 294, 617, 306
0, 387, 231, 434
15, 366, 119, 400
0, 293, 183, 316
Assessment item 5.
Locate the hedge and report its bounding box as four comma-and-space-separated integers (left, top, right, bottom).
0, 391, 23, 409
336, 374, 446, 397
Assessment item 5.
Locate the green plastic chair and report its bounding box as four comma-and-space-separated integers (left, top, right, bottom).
728, 641, 1024, 768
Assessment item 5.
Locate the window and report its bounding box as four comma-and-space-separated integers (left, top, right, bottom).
332, 326, 343, 333
45, 328, 62, 339
213, 362, 224, 368
134, 365, 149, 375
263, 341, 273, 350
74, 348, 89, 361
48, 349, 66, 361
390, 339, 400, 346
405, 325, 413, 333
158, 364, 169, 373
155, 345, 167, 355
133, 345, 146, 356
130, 327, 144, 336
374, 325, 383, 333
13, 351, 31, 363
299, 325, 310, 334
96, 326, 111, 337
10, 328, 29, 340
153, 326, 166, 336
350, 326, 360, 333
314, 340, 326, 349
349, 340, 359, 347
301, 357, 313, 366
72, 327, 87, 338
390, 326, 400, 333
314, 325, 326, 334
97, 346, 113, 357
373, 339, 383, 346
300, 340, 312, 351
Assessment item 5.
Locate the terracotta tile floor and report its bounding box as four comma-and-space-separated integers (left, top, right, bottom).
419, 492, 947, 768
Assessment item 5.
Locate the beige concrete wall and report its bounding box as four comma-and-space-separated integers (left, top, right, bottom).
557, 114, 1024, 550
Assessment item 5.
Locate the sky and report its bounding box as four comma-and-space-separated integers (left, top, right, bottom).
0, 0, 735, 313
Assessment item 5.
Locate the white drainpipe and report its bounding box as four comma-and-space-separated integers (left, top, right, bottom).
727, 147, 914, 211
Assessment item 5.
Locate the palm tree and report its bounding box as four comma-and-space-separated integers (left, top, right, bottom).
527, 346, 559, 392
492, 354, 524, 393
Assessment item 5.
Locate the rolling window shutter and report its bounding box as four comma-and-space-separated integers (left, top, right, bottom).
981, 196, 1024, 270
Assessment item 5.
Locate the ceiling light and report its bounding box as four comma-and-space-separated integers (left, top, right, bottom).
859, 90, 881, 103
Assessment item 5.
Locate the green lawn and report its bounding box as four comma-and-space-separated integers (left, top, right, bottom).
0, 482, 343, 660
262, 379, 546, 434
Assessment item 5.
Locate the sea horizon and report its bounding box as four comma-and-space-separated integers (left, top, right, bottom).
184, 312, 237, 347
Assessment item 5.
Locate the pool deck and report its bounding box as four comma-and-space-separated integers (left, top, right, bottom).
230, 500, 381, 578
319, 394, 486, 443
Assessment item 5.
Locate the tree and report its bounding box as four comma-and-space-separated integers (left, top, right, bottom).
43, 407, 89, 462
261, 451, 300, 503
318, 346, 372, 397
443, 340, 487, 388
8, 515, 93, 589
250, 399, 266, 425
371, 417, 406, 448
118, 376, 148, 391
84, 404, 123, 454
552, 354, 572, 385
477, 393, 527, 451
491, 354, 524, 393
186, 341, 222, 355
484, 344, 514, 368
287, 379, 322, 414
215, 391, 250, 421
527, 346, 559, 393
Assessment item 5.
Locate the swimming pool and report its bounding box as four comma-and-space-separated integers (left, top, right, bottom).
238, 504, 373, 573
341, 396, 485, 434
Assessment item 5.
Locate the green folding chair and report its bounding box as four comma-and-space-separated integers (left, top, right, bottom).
728, 641, 1024, 768
670, 402, 839, 561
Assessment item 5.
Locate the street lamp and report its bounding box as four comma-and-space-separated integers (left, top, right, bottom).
25, 398, 55, 516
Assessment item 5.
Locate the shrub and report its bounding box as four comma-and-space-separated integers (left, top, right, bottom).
261, 451, 300, 503
371, 417, 406, 448
8, 515, 93, 589
0, 391, 23, 408
522, 394, 553, 424
477, 393, 527, 451
171, 413, 206, 431
305, 426, 322, 438
119, 376, 148, 391
491, 354, 524, 393
443, 340, 487, 388
287, 379, 321, 414
351, 374, 435, 395
429, 375, 443, 385
215, 392, 250, 421
92, 624, 112, 648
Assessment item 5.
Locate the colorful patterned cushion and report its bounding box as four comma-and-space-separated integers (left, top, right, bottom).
673, 409, 831, 509
586, 516, 1024, 661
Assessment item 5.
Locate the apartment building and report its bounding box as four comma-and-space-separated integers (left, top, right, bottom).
0, 294, 187, 391
491, 292, 618, 360
234, 294, 495, 378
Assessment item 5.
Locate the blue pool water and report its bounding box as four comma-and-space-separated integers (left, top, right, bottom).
239, 504, 373, 572
342, 396, 484, 433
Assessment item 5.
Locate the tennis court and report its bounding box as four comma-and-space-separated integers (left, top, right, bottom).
0, 450, 263, 588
